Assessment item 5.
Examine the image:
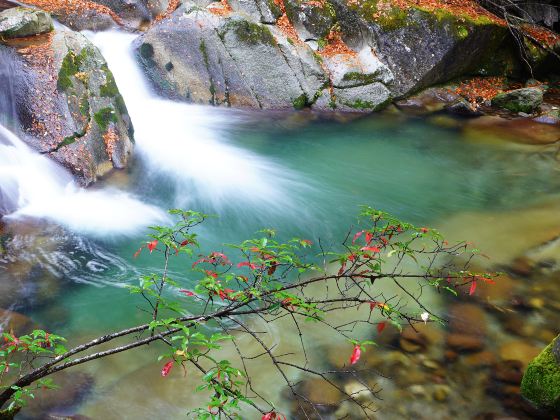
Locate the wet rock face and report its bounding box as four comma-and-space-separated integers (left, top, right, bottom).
0, 7, 53, 38
0, 27, 134, 185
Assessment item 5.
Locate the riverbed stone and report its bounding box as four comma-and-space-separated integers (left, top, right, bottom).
446, 334, 485, 352
0, 7, 53, 39
0, 308, 36, 335
499, 341, 542, 369
399, 324, 442, 353
448, 303, 487, 337
492, 87, 544, 114
521, 335, 560, 412
21, 371, 95, 418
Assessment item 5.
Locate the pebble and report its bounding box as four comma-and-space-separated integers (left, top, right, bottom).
448, 303, 487, 337
464, 351, 497, 368
498, 341, 540, 368
446, 334, 485, 352
528, 297, 544, 309
433, 385, 450, 402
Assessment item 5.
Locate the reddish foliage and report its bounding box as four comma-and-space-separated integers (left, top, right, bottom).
23, 0, 123, 25
453, 77, 507, 107
319, 29, 356, 57
349, 344, 361, 365
102, 127, 117, 160
207, 0, 233, 17
521, 24, 560, 48
154, 0, 181, 22
303, 0, 325, 7
161, 361, 173, 377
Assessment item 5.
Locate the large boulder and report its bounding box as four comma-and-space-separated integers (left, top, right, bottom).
136, 0, 528, 111
20, 0, 177, 30
521, 334, 560, 414
137, 4, 394, 110
0, 7, 53, 38
334, 0, 517, 97
0, 26, 134, 185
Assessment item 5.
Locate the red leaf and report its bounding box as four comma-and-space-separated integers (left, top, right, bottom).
361, 246, 381, 253
180, 240, 191, 247
352, 231, 364, 244
469, 280, 477, 296
133, 247, 143, 258
179, 289, 195, 296
349, 345, 361, 365
237, 261, 260, 270
147, 240, 158, 253
192, 258, 204, 268
377, 322, 386, 334
420, 227, 429, 233
365, 232, 373, 244
338, 262, 346, 276
161, 361, 173, 377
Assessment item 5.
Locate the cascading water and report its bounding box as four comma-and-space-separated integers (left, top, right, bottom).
87, 31, 307, 215
0, 125, 166, 234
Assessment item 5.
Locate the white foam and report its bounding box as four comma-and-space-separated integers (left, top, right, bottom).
0, 125, 167, 235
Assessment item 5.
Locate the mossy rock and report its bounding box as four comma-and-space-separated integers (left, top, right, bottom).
0, 7, 52, 39
491, 87, 543, 113
521, 334, 560, 413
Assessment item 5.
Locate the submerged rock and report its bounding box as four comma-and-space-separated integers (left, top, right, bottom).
0, 27, 134, 185
491, 87, 544, 114
0, 7, 53, 38
521, 335, 560, 413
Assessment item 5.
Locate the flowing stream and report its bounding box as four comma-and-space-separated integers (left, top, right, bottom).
1, 29, 560, 419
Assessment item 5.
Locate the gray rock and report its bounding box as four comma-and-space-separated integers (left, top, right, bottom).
492, 87, 544, 114
138, 8, 329, 109
334, 82, 391, 111
1, 28, 134, 185
445, 98, 483, 116
329, 1, 515, 97
45, 0, 175, 30
0, 7, 53, 38
138, 5, 395, 111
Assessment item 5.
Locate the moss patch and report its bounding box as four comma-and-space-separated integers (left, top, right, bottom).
57, 48, 92, 91
94, 107, 117, 132
342, 72, 378, 85
292, 93, 308, 110
99, 65, 119, 97
521, 335, 560, 411
225, 20, 276, 46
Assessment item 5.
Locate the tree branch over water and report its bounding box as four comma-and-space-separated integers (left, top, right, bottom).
0, 207, 495, 419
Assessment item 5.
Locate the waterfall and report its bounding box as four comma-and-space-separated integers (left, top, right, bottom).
86, 31, 304, 214
0, 48, 19, 130
0, 124, 166, 234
